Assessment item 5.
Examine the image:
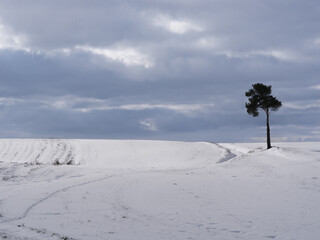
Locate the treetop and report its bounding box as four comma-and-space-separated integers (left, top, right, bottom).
245, 83, 282, 117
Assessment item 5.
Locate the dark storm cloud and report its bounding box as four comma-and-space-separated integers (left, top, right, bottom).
0, 0, 319, 142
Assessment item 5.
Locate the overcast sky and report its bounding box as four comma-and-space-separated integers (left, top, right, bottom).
0, 0, 319, 142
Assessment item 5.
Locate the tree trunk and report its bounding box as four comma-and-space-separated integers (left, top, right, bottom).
266, 110, 271, 149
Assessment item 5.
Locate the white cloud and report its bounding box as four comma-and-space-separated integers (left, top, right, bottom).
45, 48, 72, 57
311, 84, 320, 90
36, 96, 215, 116
218, 49, 302, 62
195, 37, 222, 50
4, 95, 213, 116
0, 22, 29, 52
0, 20, 153, 69
218, 51, 253, 59
284, 101, 320, 110
76, 45, 153, 68
153, 14, 204, 34
313, 38, 320, 46
139, 118, 158, 131
114, 103, 215, 116
74, 103, 215, 117
39, 96, 104, 111
252, 50, 300, 62
0, 97, 21, 106
0, 20, 72, 57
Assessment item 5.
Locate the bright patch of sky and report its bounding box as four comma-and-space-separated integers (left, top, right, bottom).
76, 45, 154, 68
152, 14, 204, 34
0, 22, 29, 51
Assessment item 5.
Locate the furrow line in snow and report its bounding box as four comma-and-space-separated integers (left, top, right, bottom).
211, 143, 239, 163
213, 143, 268, 164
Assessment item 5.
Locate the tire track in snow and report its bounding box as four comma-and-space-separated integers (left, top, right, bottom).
0, 171, 144, 239
0, 174, 115, 224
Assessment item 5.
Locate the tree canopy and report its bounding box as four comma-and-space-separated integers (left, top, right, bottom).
245, 83, 282, 149
245, 83, 282, 117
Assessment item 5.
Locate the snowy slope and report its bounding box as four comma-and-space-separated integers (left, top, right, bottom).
0, 139, 320, 240
0, 139, 221, 169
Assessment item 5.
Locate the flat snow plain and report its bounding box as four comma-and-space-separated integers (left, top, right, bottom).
0, 139, 320, 240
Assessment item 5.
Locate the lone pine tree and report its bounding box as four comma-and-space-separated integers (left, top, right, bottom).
245, 83, 282, 149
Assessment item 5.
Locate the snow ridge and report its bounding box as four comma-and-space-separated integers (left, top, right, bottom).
0, 139, 224, 169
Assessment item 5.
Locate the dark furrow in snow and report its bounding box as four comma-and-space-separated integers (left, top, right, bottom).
210, 143, 238, 163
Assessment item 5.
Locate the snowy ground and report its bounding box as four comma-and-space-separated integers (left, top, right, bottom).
0, 139, 319, 240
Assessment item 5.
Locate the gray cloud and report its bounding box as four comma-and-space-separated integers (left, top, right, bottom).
0, 0, 319, 142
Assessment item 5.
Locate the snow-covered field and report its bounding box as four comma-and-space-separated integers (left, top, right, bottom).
0, 139, 319, 240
